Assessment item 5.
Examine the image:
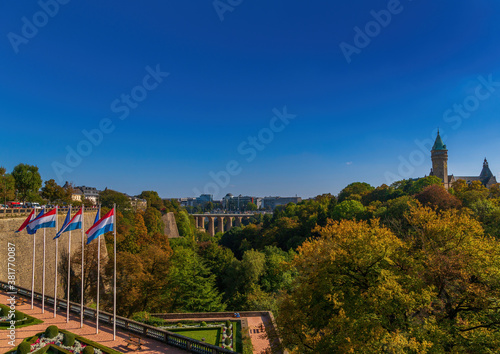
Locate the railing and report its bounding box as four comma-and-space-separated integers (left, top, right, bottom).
0, 207, 97, 218
0, 281, 235, 354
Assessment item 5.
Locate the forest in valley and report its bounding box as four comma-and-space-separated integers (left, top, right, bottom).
56, 177, 500, 353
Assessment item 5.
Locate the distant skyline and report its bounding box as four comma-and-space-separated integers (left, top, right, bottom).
2, 1, 500, 199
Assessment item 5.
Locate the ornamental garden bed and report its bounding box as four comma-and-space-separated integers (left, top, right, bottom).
132, 312, 243, 352
0, 304, 43, 330
5, 326, 123, 354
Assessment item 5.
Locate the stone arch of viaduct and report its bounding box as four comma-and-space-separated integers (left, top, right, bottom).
192, 214, 253, 236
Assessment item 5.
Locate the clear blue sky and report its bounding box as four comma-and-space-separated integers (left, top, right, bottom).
1, 1, 500, 199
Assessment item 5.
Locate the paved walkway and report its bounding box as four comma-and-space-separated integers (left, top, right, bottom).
0, 293, 187, 353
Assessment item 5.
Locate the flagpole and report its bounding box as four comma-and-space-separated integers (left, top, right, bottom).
31, 231, 36, 309
113, 204, 116, 340
67, 206, 72, 323
42, 225, 46, 314
54, 206, 58, 317
81, 206, 85, 328
96, 206, 101, 334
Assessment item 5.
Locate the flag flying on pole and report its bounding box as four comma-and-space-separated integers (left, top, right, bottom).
86, 208, 114, 244
26, 209, 45, 235
28, 208, 57, 232
55, 208, 83, 239
16, 209, 35, 233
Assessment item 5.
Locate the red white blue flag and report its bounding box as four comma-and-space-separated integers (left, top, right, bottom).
86, 208, 114, 244
16, 209, 36, 233
27, 208, 57, 232
55, 208, 83, 239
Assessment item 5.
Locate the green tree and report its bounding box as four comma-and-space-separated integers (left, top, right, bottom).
332, 200, 366, 220
139, 191, 164, 211
165, 247, 225, 312
41, 179, 71, 204
246, 202, 258, 211
338, 182, 374, 202
99, 189, 131, 210
204, 201, 214, 212
143, 207, 164, 236
11, 164, 42, 202
0, 167, 15, 204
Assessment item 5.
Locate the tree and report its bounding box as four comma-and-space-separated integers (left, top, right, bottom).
165, 247, 225, 312
0, 167, 15, 204
11, 164, 42, 202
415, 184, 462, 210
338, 182, 374, 202
246, 202, 258, 211
331, 200, 366, 220
204, 201, 214, 212
139, 191, 164, 211
143, 207, 164, 236
276, 206, 500, 353
41, 179, 72, 204
99, 189, 130, 210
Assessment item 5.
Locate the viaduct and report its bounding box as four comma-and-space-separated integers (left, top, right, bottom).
192, 214, 258, 236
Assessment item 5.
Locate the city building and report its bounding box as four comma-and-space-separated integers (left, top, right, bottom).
77, 186, 100, 205
128, 196, 147, 211
263, 196, 302, 210
429, 131, 498, 189
223, 194, 260, 210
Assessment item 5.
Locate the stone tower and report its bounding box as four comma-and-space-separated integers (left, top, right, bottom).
431, 131, 448, 188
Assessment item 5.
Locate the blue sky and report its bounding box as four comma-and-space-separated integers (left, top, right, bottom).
1, 1, 500, 199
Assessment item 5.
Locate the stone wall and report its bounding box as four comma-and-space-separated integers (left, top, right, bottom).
162, 212, 180, 238
0, 211, 108, 297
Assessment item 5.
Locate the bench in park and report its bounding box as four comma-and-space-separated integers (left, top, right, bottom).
125, 333, 142, 351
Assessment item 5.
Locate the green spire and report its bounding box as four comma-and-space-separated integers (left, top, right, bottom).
432, 130, 447, 151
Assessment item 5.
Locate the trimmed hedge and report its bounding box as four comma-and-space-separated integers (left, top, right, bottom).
63, 332, 76, 346
17, 341, 31, 354
224, 337, 231, 346
83, 345, 95, 354
45, 325, 59, 339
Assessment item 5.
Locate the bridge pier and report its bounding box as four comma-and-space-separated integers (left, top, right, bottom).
208, 216, 215, 237
235, 216, 243, 227
226, 217, 233, 231
217, 216, 225, 234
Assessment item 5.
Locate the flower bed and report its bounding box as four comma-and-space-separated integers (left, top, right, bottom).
6, 329, 122, 354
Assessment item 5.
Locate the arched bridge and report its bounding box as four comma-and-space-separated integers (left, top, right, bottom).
192, 214, 258, 236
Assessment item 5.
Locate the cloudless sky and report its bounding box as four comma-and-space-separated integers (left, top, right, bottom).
1, 1, 500, 199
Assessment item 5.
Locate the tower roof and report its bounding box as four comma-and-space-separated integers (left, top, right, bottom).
480, 158, 494, 181
432, 131, 447, 151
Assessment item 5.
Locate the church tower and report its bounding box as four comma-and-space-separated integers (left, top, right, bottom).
431, 131, 449, 188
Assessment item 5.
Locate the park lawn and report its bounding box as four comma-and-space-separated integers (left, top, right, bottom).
169, 327, 221, 346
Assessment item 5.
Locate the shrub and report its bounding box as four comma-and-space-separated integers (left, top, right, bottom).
224, 337, 231, 346
63, 332, 76, 346
225, 320, 231, 328
131, 311, 150, 323
200, 321, 207, 327
176, 322, 183, 327
227, 329, 232, 337
17, 341, 31, 354
0, 307, 4, 316
83, 345, 95, 354
45, 325, 59, 339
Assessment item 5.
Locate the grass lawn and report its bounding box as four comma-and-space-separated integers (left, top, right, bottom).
0, 304, 44, 329
169, 327, 221, 346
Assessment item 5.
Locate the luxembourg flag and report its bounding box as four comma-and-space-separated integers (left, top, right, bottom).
28, 208, 57, 232
55, 208, 83, 239
16, 209, 36, 233
86, 208, 114, 244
